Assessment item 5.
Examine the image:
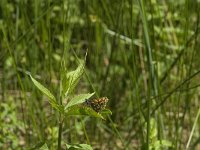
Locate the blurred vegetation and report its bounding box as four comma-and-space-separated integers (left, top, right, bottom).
1, 0, 200, 149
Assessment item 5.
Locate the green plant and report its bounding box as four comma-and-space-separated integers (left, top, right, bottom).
30, 59, 111, 150
143, 118, 173, 150
0, 99, 24, 150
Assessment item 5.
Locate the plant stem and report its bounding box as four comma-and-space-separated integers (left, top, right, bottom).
58, 114, 63, 150
58, 0, 65, 149
186, 107, 200, 149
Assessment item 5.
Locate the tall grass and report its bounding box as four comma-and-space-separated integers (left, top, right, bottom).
1, 0, 200, 149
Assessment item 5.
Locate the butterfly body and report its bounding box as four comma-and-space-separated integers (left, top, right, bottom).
84, 97, 109, 112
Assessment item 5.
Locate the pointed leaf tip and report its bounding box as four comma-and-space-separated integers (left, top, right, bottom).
30, 75, 62, 112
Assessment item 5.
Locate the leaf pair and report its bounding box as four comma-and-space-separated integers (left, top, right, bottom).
30, 60, 107, 119
30, 76, 105, 119
30, 59, 112, 150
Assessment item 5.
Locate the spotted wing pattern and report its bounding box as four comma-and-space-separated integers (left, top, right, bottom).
85, 97, 109, 112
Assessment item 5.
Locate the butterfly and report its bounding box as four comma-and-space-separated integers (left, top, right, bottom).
84, 97, 109, 113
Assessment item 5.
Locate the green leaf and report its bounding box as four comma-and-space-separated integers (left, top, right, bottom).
65, 93, 95, 110
150, 118, 157, 140
65, 105, 104, 119
30, 75, 63, 112
100, 109, 112, 115
159, 140, 173, 147
66, 143, 93, 150
62, 60, 84, 96
29, 142, 49, 150
30, 75, 56, 101
39, 143, 49, 150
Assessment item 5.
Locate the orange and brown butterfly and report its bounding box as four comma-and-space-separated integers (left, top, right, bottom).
84, 97, 109, 113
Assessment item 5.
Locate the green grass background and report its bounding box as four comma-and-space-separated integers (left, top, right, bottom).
1, 0, 200, 149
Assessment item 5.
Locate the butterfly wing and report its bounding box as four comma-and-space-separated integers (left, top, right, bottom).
90, 97, 109, 112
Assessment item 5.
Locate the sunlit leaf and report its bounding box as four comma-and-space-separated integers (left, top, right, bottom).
159, 140, 173, 147
153, 140, 173, 149
39, 143, 49, 150
150, 118, 157, 140
29, 142, 49, 150
30, 75, 63, 112
65, 93, 95, 110
100, 109, 112, 115
62, 60, 84, 96
65, 105, 104, 119
66, 143, 93, 150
